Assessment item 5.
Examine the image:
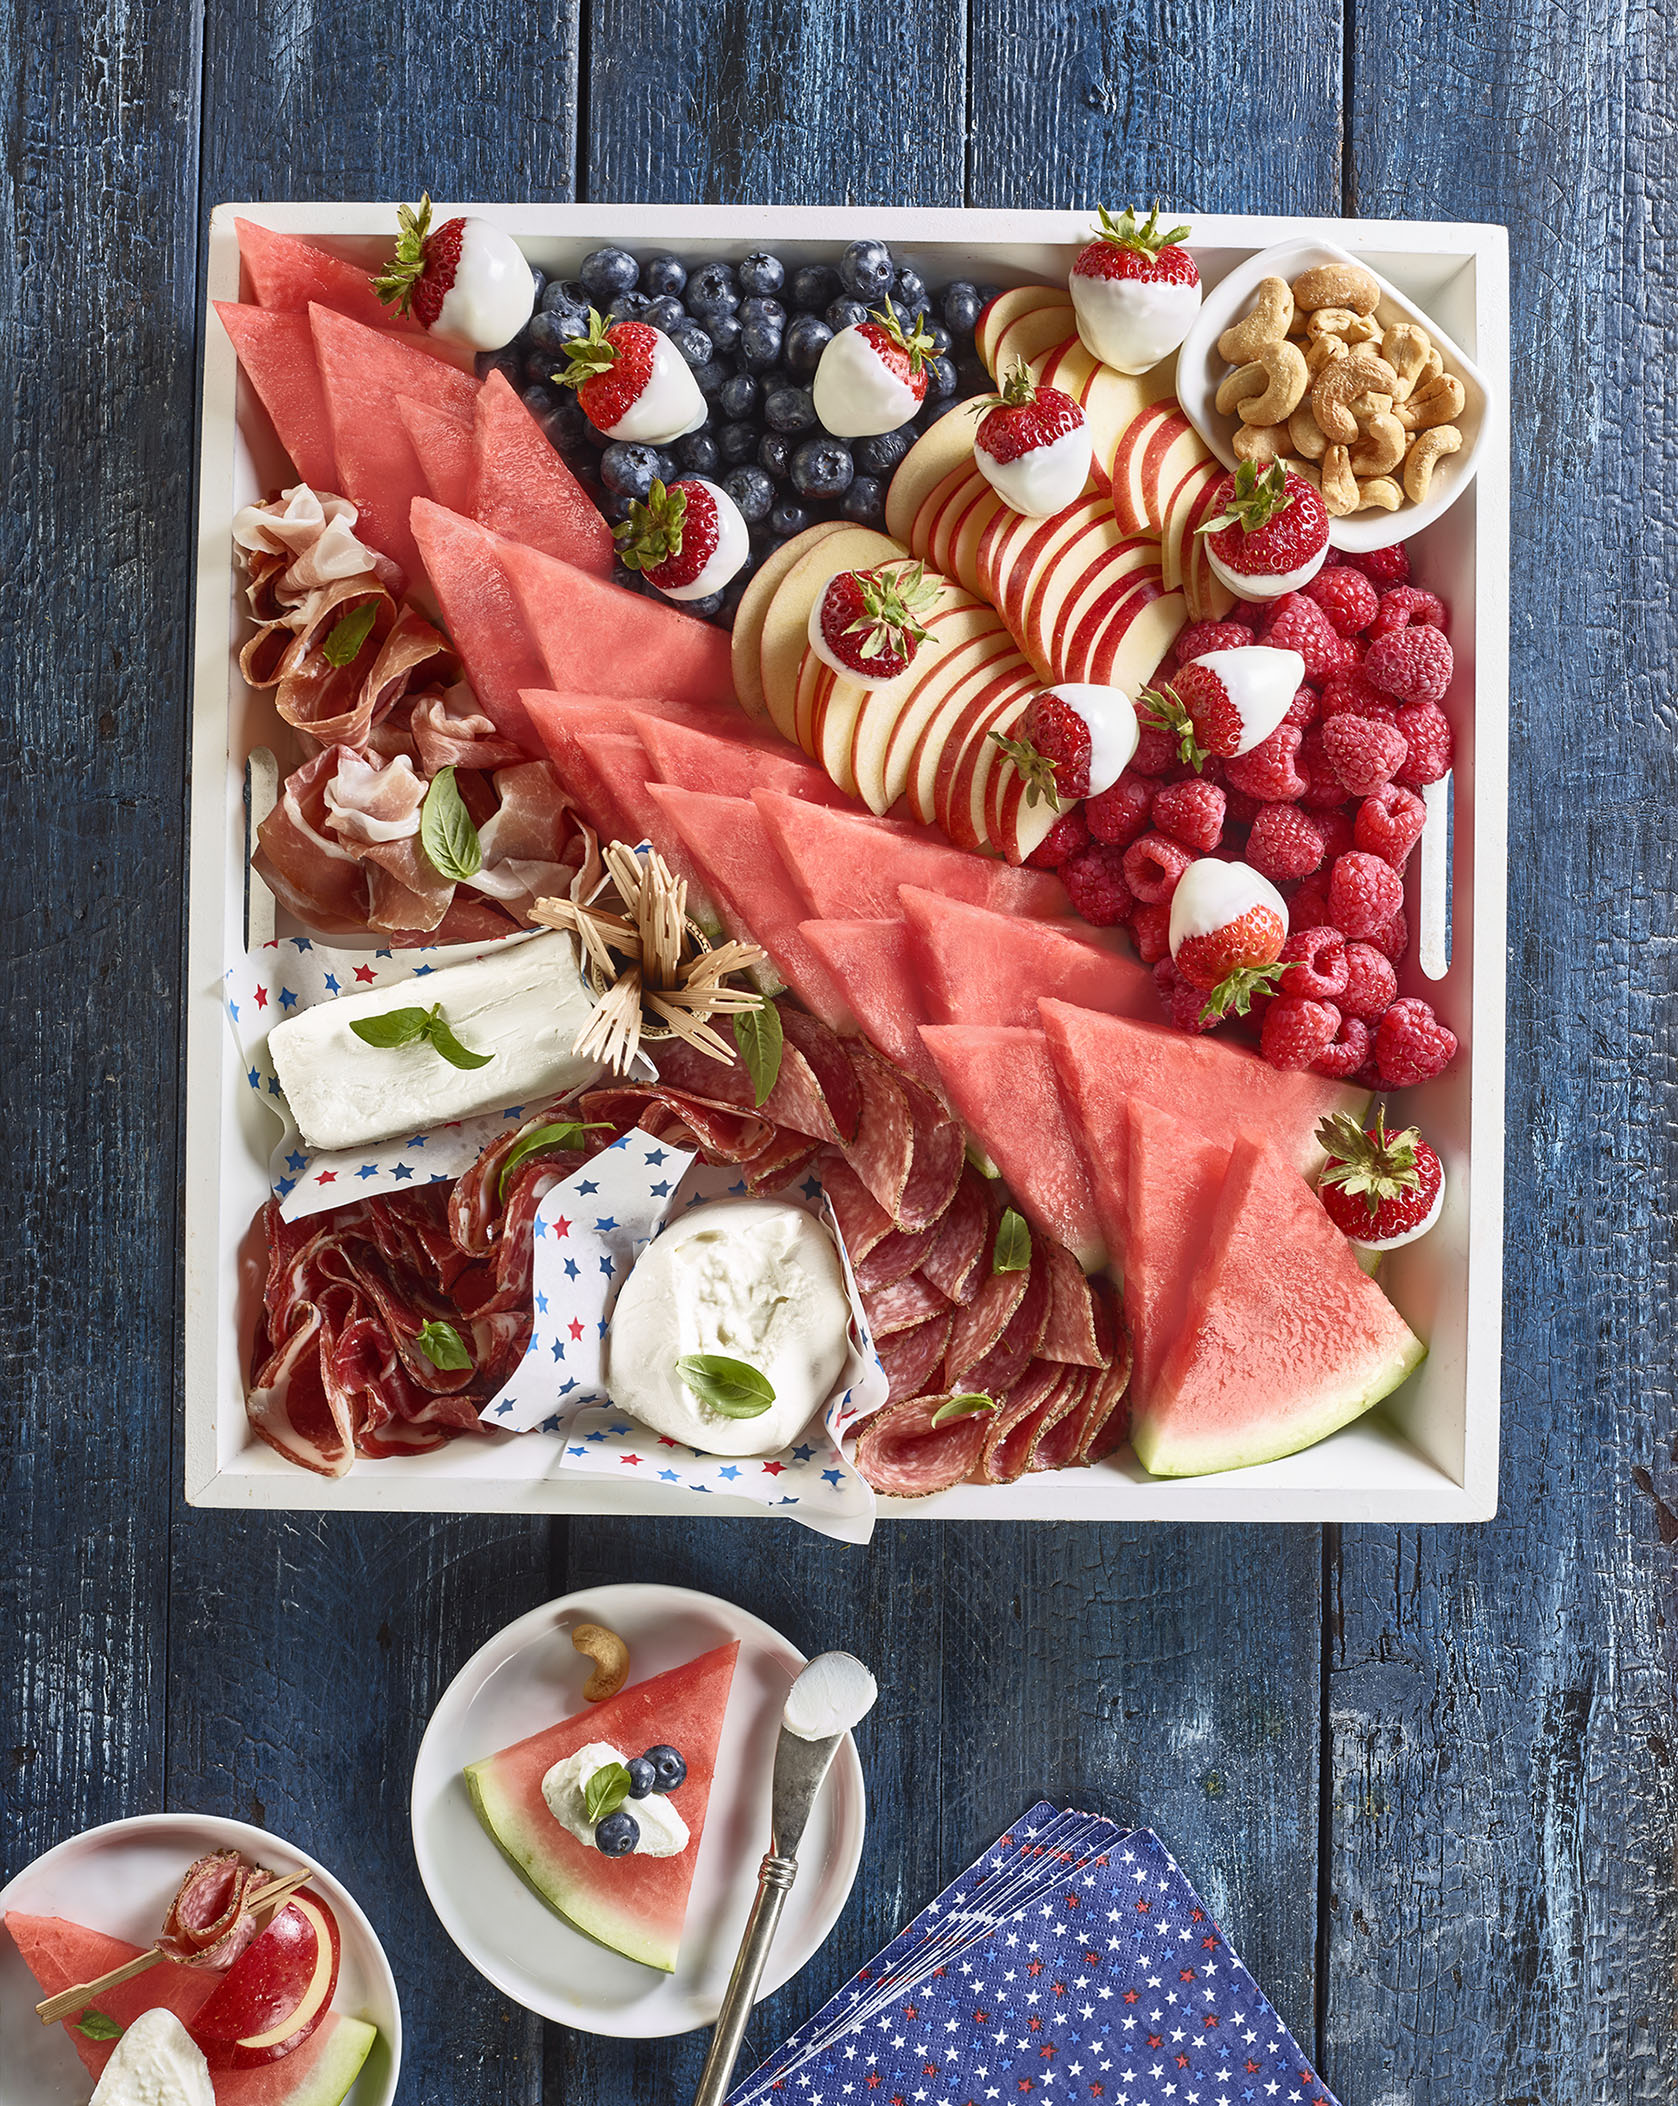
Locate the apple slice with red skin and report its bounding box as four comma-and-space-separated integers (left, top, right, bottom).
190, 1891, 341, 2069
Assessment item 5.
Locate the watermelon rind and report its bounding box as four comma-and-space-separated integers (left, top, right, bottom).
276, 2016, 378, 2106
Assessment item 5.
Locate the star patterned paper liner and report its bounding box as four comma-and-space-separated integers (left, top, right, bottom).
729, 1802, 1342, 2106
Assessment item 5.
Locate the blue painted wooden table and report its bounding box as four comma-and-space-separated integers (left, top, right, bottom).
2, 1, 1674, 2100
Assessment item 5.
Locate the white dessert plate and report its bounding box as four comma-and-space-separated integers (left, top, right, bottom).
0, 1812, 402, 2106
410, 1580, 867, 2037
1176, 234, 1491, 552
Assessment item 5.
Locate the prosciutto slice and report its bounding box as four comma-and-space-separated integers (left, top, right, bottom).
157, 1851, 272, 1969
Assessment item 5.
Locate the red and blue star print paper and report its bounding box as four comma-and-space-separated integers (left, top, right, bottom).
730, 1803, 1340, 2106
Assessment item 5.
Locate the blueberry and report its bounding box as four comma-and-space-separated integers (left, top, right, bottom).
724, 464, 775, 524
757, 431, 794, 481
942, 281, 984, 337
685, 261, 738, 317
784, 313, 833, 375
684, 590, 727, 619
610, 560, 646, 593
719, 371, 760, 421
707, 308, 743, 356
826, 296, 869, 334
579, 246, 640, 300
770, 500, 811, 539
479, 346, 523, 387
956, 356, 991, 397
925, 354, 960, 400
643, 294, 688, 334
719, 420, 759, 465
544, 277, 591, 315
839, 239, 895, 302
583, 417, 614, 450
669, 320, 715, 367
690, 357, 731, 399
755, 366, 792, 398
525, 347, 562, 386
595, 1809, 640, 1856
543, 399, 590, 453
644, 1745, 688, 1792
625, 1755, 658, 1799
525, 308, 576, 356
521, 384, 561, 431
842, 474, 888, 526
918, 394, 964, 430
601, 442, 664, 498
974, 284, 1004, 308
790, 437, 854, 499
855, 424, 916, 477
740, 294, 787, 329
527, 265, 548, 310
739, 317, 784, 370
790, 262, 841, 313
678, 430, 721, 476
643, 254, 687, 298
892, 267, 929, 316
922, 319, 953, 357
601, 489, 636, 525
608, 289, 654, 323
739, 250, 786, 297
764, 385, 818, 435
657, 449, 687, 486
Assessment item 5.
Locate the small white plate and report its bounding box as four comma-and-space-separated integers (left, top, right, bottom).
411, 1581, 867, 2037
0, 1812, 401, 2105
1177, 235, 1491, 551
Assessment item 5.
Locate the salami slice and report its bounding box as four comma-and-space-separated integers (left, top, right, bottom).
876, 1311, 954, 1403
1074, 1321, 1134, 1463
579, 1084, 772, 1162
841, 1041, 915, 1221
918, 1165, 996, 1307
741, 1126, 820, 1194
157, 1851, 271, 1969
1036, 1238, 1109, 1367
855, 1217, 944, 1295
779, 1006, 863, 1143
978, 1360, 1068, 1484
865, 1269, 950, 1337
820, 1154, 896, 1262
943, 1240, 1028, 1388
893, 1064, 966, 1232
651, 1032, 843, 1144
1029, 1367, 1101, 1473
853, 1393, 990, 1497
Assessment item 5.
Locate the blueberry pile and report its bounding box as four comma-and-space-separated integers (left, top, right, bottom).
478, 241, 1000, 625
593, 1741, 688, 1856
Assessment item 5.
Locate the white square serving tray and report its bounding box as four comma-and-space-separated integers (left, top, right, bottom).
186, 204, 1508, 1523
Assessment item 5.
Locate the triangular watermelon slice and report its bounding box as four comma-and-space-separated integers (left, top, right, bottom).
215, 304, 338, 493
799, 919, 939, 1090
1123, 1098, 1230, 1413
472, 369, 615, 577
900, 887, 1155, 1027
410, 501, 549, 752
4, 1912, 377, 2105
464, 1641, 739, 1972
918, 1025, 1105, 1272
643, 783, 854, 1028
496, 532, 735, 708
1134, 1135, 1426, 1475
751, 793, 1068, 922
635, 711, 851, 805
235, 217, 392, 329
397, 393, 476, 513
570, 736, 721, 923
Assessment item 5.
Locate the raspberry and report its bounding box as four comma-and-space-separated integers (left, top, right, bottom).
1085, 769, 1154, 846
1026, 806, 1092, 870
1130, 717, 1180, 777
1345, 541, 1411, 588
1153, 957, 1221, 1035
1375, 997, 1458, 1086
1304, 567, 1379, 637
1315, 807, 1355, 863
1260, 996, 1340, 1072
1122, 831, 1195, 904
1171, 619, 1250, 667
1279, 925, 1348, 1001
1322, 713, 1408, 797
1320, 664, 1400, 725
1247, 803, 1325, 883
1261, 593, 1353, 682
1282, 681, 1320, 730
1354, 783, 1427, 869
1296, 726, 1348, 809
1328, 851, 1404, 940
1226, 599, 1262, 630
1059, 841, 1135, 927
1151, 777, 1226, 852
1129, 900, 1172, 964
1367, 905, 1409, 964
1394, 704, 1454, 786
1340, 941, 1398, 1021
1364, 624, 1453, 705
1224, 723, 1307, 803
1311, 1013, 1372, 1079
1369, 585, 1446, 639
1288, 872, 1333, 929
1222, 784, 1262, 824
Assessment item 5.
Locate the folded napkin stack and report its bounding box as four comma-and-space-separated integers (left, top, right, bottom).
730, 1802, 1340, 2106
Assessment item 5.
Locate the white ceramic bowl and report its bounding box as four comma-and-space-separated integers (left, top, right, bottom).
1176, 235, 1490, 552
0, 1811, 402, 2105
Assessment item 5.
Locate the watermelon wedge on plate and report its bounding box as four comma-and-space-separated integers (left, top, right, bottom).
235, 218, 392, 331
410, 501, 550, 752
471, 370, 615, 578
900, 887, 1155, 1027
798, 919, 939, 1091
1133, 1134, 1426, 1476
214, 305, 339, 495
1122, 1098, 1230, 1413
464, 1642, 739, 1974
635, 712, 851, 806
396, 394, 476, 514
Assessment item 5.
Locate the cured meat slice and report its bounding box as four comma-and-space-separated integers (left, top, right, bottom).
962, 1233, 1054, 1398
1075, 1328, 1134, 1463
853, 1394, 990, 1497
918, 1164, 996, 1306
865, 1271, 949, 1338
820, 1156, 896, 1263
651, 1026, 845, 1146
944, 1256, 1027, 1389
876, 1313, 954, 1404
1037, 1237, 1109, 1368
777, 1008, 862, 1144
1026, 1367, 1100, 1474
157, 1852, 270, 1969
739, 1127, 821, 1195
841, 1040, 915, 1222
893, 1060, 966, 1232
979, 1362, 1072, 1483
578, 1084, 772, 1163
855, 1219, 944, 1296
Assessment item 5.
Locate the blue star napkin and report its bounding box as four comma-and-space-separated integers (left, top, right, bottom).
730, 1804, 1341, 2106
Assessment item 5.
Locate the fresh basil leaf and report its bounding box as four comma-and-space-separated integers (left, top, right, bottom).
414, 1319, 472, 1371
349, 1006, 430, 1049
420, 765, 483, 883
423, 1008, 494, 1070
498, 1120, 608, 1201
993, 1207, 1030, 1273
76, 2010, 124, 2042
585, 1760, 633, 1826
322, 601, 378, 668
676, 1353, 776, 1418
929, 1394, 996, 1427
732, 997, 784, 1108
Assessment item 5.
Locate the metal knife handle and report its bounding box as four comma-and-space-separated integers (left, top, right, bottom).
692, 1851, 799, 2106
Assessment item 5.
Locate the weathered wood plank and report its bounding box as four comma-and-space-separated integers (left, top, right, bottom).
1328, 5, 1678, 2100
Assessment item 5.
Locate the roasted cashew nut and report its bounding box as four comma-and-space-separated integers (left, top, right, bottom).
1403, 424, 1462, 502
1292, 262, 1381, 316
1348, 410, 1407, 478
1320, 444, 1359, 517
1235, 340, 1309, 425
1355, 477, 1404, 512
1306, 333, 1349, 377
1215, 362, 1270, 415
1311, 352, 1399, 443
1308, 307, 1380, 345
1233, 422, 1290, 464
1288, 405, 1329, 461
1285, 457, 1322, 492
572, 1622, 631, 1702
1381, 322, 1434, 403
1395, 370, 1467, 433
1218, 277, 1295, 363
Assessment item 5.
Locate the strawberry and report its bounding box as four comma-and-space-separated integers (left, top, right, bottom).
1069, 204, 1201, 374
807, 560, 939, 687
1316, 1107, 1445, 1249
812, 298, 936, 439
972, 361, 1093, 518
371, 192, 535, 350
1199, 463, 1330, 602
613, 477, 748, 602
1140, 645, 1304, 766
556, 309, 705, 444
1168, 857, 1289, 1017
991, 691, 1093, 808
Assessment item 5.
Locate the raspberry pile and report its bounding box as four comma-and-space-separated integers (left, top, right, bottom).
1036, 542, 1459, 1090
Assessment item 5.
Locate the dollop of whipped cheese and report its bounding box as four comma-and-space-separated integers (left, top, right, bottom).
89, 2008, 214, 2106
541, 1740, 689, 1857
606, 1198, 851, 1455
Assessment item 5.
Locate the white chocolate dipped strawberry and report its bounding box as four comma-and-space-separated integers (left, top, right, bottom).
1069, 204, 1201, 375
372, 193, 536, 351
971, 361, 1093, 517
1041, 684, 1138, 795
613, 477, 750, 602
812, 300, 934, 438
1316, 1108, 1446, 1251
555, 310, 706, 444
807, 560, 939, 688
1140, 645, 1305, 764
1167, 857, 1289, 1017
1199, 461, 1330, 601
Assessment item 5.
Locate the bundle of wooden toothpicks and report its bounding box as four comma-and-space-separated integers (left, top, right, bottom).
531, 841, 768, 1074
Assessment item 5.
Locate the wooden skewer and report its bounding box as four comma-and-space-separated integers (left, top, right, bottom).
36, 1867, 314, 2025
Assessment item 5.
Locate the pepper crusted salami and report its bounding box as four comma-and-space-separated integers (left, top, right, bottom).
876, 1312, 954, 1404
840, 1040, 916, 1221
157, 1851, 271, 1969
918, 1165, 996, 1307
865, 1270, 950, 1338
979, 1361, 1070, 1484
820, 1156, 896, 1263
853, 1394, 991, 1498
